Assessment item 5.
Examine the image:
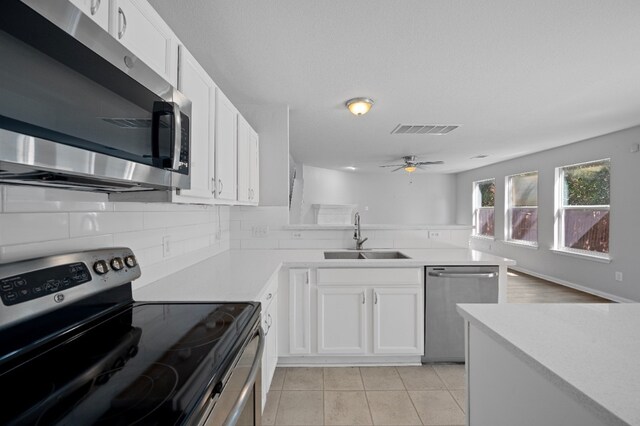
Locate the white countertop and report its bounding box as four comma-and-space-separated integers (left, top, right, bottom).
457, 303, 640, 426
134, 248, 514, 302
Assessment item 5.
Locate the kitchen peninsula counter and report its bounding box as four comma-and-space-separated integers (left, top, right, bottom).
134, 248, 515, 302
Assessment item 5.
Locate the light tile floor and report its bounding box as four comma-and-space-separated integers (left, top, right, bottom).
264, 270, 608, 425
263, 365, 466, 426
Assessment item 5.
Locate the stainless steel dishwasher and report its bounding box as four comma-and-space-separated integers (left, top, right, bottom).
423, 266, 499, 363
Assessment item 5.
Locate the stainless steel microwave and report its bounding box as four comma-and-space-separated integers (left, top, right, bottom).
0, 0, 191, 193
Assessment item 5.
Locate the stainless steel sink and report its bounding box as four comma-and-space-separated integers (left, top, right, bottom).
323, 251, 410, 260
324, 251, 367, 259
362, 251, 410, 259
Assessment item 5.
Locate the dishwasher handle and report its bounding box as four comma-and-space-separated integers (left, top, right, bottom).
428, 271, 498, 279
222, 327, 265, 426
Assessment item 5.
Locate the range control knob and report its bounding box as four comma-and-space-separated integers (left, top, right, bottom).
111, 257, 124, 271
124, 255, 137, 268
93, 260, 109, 275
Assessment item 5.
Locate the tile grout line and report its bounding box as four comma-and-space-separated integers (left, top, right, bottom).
358, 367, 375, 426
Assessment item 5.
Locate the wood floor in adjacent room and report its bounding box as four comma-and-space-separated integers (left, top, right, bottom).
265, 269, 612, 425
506, 269, 611, 303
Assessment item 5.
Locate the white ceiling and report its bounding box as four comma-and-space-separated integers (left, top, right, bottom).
149, 0, 640, 173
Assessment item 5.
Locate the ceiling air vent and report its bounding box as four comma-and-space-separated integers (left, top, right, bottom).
391, 124, 459, 135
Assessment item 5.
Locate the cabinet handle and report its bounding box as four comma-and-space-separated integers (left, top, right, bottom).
362, 292, 366, 304
117, 8, 127, 39
248, 188, 251, 200
374, 292, 378, 304
211, 177, 215, 194
218, 179, 223, 195
267, 313, 273, 328
305, 272, 309, 284
90, 0, 101, 15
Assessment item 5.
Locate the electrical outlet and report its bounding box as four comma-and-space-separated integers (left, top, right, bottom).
428, 231, 441, 239
251, 225, 269, 238
162, 236, 171, 257
292, 231, 302, 239
631, 143, 639, 153
615, 271, 623, 282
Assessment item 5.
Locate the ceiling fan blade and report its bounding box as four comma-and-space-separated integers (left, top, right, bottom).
391, 166, 405, 172
379, 164, 405, 167
416, 161, 444, 165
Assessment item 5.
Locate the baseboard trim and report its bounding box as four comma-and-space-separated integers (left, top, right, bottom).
509, 266, 635, 303
277, 355, 422, 367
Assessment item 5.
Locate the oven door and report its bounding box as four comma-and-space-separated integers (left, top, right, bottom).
200, 327, 264, 426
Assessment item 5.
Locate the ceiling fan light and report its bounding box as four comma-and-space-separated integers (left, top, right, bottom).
404, 166, 417, 173
346, 98, 374, 116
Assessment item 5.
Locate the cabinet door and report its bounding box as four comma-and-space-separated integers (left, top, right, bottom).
249, 128, 259, 204
261, 293, 278, 409
174, 46, 215, 202
317, 287, 367, 354
110, 0, 178, 85
373, 287, 424, 354
289, 269, 311, 354
236, 115, 251, 203
69, 0, 109, 30
214, 89, 238, 201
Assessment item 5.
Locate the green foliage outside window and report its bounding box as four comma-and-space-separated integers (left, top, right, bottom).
479, 181, 495, 207
564, 161, 610, 206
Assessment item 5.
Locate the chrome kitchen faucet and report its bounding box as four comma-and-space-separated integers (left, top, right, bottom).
353, 212, 368, 250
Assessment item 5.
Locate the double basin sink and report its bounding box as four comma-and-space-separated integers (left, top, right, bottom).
324, 251, 410, 260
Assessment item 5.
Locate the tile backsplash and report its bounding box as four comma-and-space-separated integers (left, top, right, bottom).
230, 206, 471, 249
0, 186, 230, 289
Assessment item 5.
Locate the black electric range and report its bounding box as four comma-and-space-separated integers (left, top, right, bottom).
0, 248, 261, 425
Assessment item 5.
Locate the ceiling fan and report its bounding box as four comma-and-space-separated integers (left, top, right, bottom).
379, 155, 444, 173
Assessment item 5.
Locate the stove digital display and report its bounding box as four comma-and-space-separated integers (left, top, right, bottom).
0, 262, 91, 306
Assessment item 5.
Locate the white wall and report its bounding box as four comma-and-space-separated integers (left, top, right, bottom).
230, 206, 471, 249
294, 165, 458, 225
238, 104, 290, 207
456, 126, 640, 302
0, 186, 230, 290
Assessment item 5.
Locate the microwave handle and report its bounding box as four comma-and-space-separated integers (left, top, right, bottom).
171, 102, 182, 172
152, 101, 183, 171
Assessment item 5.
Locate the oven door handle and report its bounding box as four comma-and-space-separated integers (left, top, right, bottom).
222, 327, 265, 426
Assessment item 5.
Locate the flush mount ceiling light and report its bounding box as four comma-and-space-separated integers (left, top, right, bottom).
346, 98, 374, 116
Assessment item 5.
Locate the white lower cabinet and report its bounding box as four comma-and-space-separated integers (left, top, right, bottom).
288, 268, 311, 354
317, 287, 367, 354
260, 277, 278, 409
281, 267, 424, 359
261, 292, 277, 408
372, 287, 423, 354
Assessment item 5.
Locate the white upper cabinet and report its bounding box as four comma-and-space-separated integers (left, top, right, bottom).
248, 126, 259, 204
214, 88, 238, 202
237, 116, 259, 205
174, 45, 215, 203
109, 0, 178, 85
69, 0, 109, 30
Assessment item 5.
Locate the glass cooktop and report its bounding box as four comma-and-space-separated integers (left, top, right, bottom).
0, 301, 259, 425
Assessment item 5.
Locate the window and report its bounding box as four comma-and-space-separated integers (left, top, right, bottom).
473, 179, 495, 237
506, 172, 538, 245
555, 159, 610, 257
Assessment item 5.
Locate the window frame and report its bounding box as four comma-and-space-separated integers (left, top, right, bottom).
505, 171, 539, 247
472, 178, 496, 239
554, 158, 611, 261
